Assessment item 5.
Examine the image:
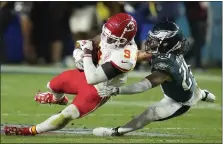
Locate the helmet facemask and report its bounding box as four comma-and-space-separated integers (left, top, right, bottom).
145, 31, 167, 54
101, 25, 128, 50
145, 30, 182, 54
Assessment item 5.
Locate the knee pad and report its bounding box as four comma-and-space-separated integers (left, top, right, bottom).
61, 104, 80, 119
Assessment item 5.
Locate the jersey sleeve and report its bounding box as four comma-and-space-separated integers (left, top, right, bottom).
151, 53, 175, 76
110, 46, 138, 72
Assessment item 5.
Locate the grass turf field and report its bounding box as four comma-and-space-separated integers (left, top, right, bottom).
1, 70, 222, 143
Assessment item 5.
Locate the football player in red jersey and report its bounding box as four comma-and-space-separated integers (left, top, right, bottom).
4, 13, 152, 136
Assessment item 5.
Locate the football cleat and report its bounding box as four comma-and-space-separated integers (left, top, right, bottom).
34, 92, 68, 105
201, 90, 216, 103
93, 127, 123, 136
4, 126, 34, 136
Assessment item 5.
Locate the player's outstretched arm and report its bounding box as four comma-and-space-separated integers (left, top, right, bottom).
119, 71, 170, 94
98, 71, 170, 97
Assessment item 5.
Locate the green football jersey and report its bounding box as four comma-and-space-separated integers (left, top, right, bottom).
151, 53, 196, 102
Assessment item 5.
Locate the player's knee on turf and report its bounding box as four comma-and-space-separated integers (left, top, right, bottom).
61, 104, 80, 119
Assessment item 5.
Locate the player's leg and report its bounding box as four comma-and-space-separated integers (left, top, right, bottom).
93, 96, 190, 136
180, 86, 216, 107
32, 104, 80, 134
33, 84, 110, 134
35, 69, 82, 105
4, 104, 80, 135
93, 88, 216, 137
4, 78, 109, 136
72, 83, 110, 118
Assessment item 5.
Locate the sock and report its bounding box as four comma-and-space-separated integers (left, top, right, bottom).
117, 127, 133, 134
201, 90, 207, 99
34, 104, 80, 134
117, 113, 152, 134
52, 91, 65, 101
29, 126, 38, 135
35, 113, 71, 133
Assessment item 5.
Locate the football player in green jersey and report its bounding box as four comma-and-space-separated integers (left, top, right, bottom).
93, 21, 216, 136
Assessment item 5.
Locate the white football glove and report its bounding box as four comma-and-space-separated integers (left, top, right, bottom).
98, 86, 119, 98
73, 48, 84, 61
76, 40, 93, 51
73, 48, 84, 70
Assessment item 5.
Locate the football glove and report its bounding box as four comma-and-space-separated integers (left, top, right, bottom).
76, 40, 93, 51
98, 86, 119, 98
73, 48, 84, 70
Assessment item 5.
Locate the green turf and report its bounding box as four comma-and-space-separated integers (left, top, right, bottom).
1, 71, 222, 143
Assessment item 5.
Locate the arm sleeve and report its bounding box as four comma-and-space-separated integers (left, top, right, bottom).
83, 56, 108, 85
119, 78, 152, 94
83, 56, 124, 85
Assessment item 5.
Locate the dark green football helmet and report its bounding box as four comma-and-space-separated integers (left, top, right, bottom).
145, 21, 189, 55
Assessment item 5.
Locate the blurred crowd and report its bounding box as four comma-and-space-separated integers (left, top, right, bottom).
0, 1, 222, 70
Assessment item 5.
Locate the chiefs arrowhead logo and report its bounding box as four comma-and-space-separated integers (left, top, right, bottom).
125, 21, 135, 32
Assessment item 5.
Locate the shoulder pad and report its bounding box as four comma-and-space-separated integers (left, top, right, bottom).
151, 53, 175, 73
110, 46, 138, 72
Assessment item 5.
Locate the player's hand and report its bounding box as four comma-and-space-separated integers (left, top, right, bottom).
73, 48, 84, 69
73, 48, 84, 62
98, 86, 119, 98
76, 40, 93, 51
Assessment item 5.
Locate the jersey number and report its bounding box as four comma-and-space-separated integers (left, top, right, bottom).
124, 49, 130, 58
157, 54, 171, 59
179, 61, 193, 91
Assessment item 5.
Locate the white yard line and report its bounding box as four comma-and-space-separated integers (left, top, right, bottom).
0, 124, 187, 137
66, 100, 222, 110
143, 127, 220, 130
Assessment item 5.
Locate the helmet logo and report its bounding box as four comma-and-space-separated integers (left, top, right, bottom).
125, 21, 135, 32
149, 30, 177, 39
163, 42, 168, 47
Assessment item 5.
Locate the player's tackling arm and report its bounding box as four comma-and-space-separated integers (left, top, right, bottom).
118, 71, 170, 94
137, 50, 152, 62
